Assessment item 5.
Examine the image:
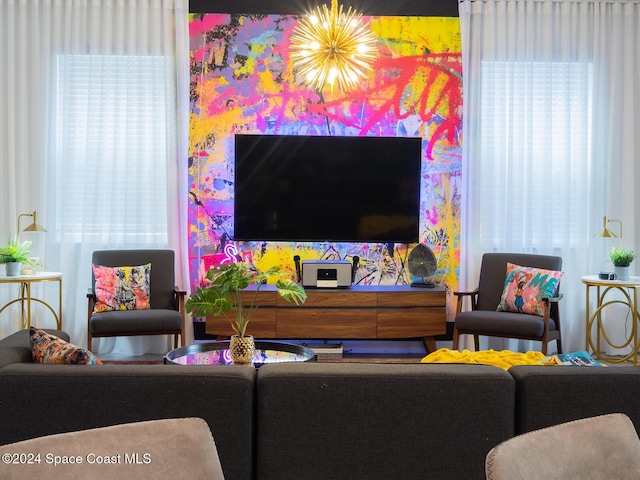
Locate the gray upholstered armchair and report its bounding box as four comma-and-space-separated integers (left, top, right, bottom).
452, 253, 563, 354
87, 249, 186, 352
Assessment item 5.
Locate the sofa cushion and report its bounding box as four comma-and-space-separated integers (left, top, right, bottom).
497, 263, 562, 316
30, 327, 102, 365
257, 363, 515, 480
510, 365, 640, 435
92, 263, 151, 312
0, 364, 256, 480
0, 328, 70, 369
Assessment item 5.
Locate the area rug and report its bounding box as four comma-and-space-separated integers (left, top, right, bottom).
318, 356, 423, 364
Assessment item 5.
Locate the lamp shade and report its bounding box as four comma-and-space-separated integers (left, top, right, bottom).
596, 215, 622, 247
17, 211, 47, 235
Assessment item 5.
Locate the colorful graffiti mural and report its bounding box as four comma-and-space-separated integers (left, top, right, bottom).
188, 13, 462, 292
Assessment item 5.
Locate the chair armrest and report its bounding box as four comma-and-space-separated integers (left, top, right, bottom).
452, 288, 479, 298
540, 293, 563, 310
173, 287, 186, 314
544, 293, 563, 303
453, 288, 479, 314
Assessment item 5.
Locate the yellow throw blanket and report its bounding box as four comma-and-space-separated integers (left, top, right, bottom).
421, 348, 552, 370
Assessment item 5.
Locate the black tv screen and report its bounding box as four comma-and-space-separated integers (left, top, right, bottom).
233, 134, 422, 243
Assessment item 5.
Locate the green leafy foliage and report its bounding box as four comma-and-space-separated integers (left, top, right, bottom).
609, 247, 636, 267
185, 262, 307, 337
0, 235, 33, 264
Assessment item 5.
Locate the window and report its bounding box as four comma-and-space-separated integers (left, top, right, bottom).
55, 55, 169, 244
477, 61, 592, 250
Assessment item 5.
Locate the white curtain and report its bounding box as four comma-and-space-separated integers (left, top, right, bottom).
459, 0, 640, 353
0, 0, 191, 355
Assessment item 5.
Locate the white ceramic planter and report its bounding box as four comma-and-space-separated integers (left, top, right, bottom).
5, 262, 21, 276
615, 266, 630, 281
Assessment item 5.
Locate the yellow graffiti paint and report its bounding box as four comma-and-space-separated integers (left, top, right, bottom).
371, 17, 461, 56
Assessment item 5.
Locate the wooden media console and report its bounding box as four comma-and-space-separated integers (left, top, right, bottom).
205, 285, 447, 353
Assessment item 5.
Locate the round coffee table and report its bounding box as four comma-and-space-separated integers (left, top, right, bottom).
164, 340, 316, 366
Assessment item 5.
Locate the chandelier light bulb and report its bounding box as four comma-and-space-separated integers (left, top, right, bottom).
289, 0, 377, 92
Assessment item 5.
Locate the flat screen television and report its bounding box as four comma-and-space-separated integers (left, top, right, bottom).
233, 134, 422, 243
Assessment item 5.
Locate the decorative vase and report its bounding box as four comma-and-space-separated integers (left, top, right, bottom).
229, 335, 255, 364
5, 262, 21, 277
615, 266, 630, 281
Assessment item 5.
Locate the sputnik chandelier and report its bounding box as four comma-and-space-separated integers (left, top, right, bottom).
289, 0, 376, 92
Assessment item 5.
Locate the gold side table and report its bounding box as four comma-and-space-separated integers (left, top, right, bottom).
0, 272, 63, 330
582, 275, 640, 363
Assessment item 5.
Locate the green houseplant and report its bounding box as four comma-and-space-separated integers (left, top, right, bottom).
609, 247, 636, 281
0, 236, 37, 276
609, 247, 636, 267
185, 261, 307, 363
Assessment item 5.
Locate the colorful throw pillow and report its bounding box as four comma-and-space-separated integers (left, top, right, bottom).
497, 263, 563, 316
92, 263, 151, 313
30, 327, 102, 365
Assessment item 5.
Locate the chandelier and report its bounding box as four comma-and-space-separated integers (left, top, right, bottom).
289, 0, 376, 92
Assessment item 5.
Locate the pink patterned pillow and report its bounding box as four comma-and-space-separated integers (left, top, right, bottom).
92, 263, 151, 313
31, 327, 102, 365
497, 263, 563, 316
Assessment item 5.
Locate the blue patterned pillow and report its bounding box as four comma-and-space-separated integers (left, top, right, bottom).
496, 263, 563, 316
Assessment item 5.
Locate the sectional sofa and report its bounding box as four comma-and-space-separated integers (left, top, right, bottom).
1, 329, 640, 480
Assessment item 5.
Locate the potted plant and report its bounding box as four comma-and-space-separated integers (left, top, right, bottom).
0, 236, 36, 276
185, 261, 307, 363
609, 247, 636, 281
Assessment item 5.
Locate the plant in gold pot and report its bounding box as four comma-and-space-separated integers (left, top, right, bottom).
185, 261, 306, 364
609, 247, 636, 281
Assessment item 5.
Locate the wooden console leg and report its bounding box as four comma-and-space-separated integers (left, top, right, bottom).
422, 336, 437, 353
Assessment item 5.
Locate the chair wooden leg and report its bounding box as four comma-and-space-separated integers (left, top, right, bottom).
473, 335, 480, 351
452, 327, 460, 350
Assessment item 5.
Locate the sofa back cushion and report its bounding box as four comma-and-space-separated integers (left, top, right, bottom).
510, 365, 640, 435
0, 364, 255, 480
257, 363, 515, 480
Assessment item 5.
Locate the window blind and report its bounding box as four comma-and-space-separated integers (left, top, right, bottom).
55, 54, 170, 245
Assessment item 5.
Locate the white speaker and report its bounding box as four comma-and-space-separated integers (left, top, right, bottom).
302, 260, 352, 288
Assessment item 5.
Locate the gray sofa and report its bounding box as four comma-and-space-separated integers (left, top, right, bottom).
0, 329, 254, 480
1, 329, 640, 480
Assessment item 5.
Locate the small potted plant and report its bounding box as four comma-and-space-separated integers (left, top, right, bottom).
609, 247, 636, 281
185, 261, 307, 364
0, 235, 36, 276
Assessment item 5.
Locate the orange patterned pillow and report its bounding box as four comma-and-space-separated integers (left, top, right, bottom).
92, 263, 151, 313
497, 263, 563, 316
30, 327, 102, 365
